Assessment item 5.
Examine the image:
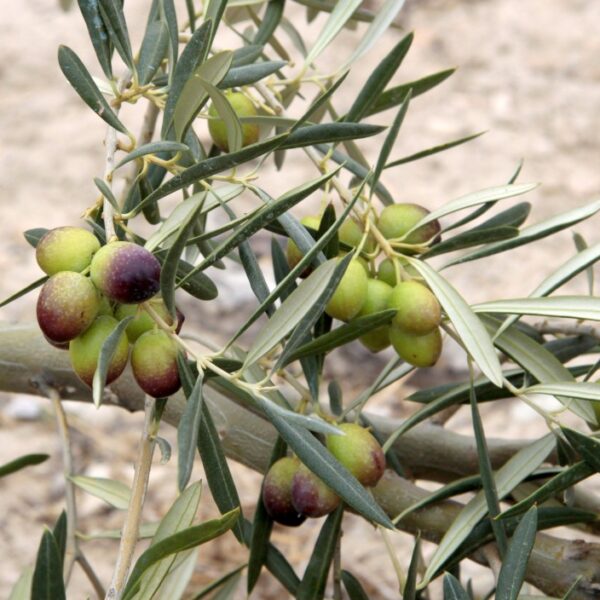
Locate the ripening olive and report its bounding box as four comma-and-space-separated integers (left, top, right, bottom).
90, 242, 161, 304
325, 259, 368, 321
377, 203, 441, 249
36, 226, 100, 275
389, 326, 442, 368
115, 298, 182, 343
388, 280, 441, 335
69, 315, 129, 387
291, 464, 340, 518
262, 457, 306, 527
37, 272, 99, 343
208, 91, 259, 152
355, 278, 393, 352
338, 218, 376, 254
131, 330, 181, 398
326, 423, 386, 487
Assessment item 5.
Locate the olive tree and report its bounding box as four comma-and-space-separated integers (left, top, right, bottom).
2, 0, 600, 598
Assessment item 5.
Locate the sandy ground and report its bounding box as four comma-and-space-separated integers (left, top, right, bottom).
1, 0, 600, 597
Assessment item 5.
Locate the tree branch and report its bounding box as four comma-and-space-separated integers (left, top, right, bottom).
2, 322, 600, 598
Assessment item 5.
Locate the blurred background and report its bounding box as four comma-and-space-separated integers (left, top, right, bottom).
1, 0, 600, 597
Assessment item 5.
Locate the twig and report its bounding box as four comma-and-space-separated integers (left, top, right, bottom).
77, 553, 106, 599
534, 320, 600, 341
37, 381, 79, 583
105, 396, 158, 600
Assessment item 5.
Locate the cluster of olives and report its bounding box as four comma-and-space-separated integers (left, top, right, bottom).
262, 423, 385, 526
35, 227, 182, 398
287, 203, 444, 368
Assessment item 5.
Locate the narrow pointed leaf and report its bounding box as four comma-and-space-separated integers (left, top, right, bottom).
219, 60, 287, 89
341, 570, 369, 600
470, 384, 507, 555
76, 0, 113, 77
160, 0, 179, 73
420, 434, 554, 588
69, 475, 130, 509
443, 573, 469, 600
345, 32, 413, 123
177, 372, 204, 491
92, 316, 132, 407
474, 296, 600, 321
340, 0, 406, 69
0, 453, 49, 478
52, 511, 67, 570
386, 131, 485, 168
296, 506, 344, 600
561, 427, 600, 472
415, 184, 537, 232
31, 529, 65, 600
160, 197, 205, 317
495, 242, 600, 337
243, 259, 338, 368
371, 90, 411, 195
98, 0, 134, 68
253, 0, 285, 45
445, 198, 600, 267
495, 506, 538, 600
406, 257, 503, 386
367, 68, 455, 116
162, 20, 213, 137
201, 79, 243, 152
135, 134, 289, 211
499, 462, 592, 520
121, 509, 240, 600
282, 122, 385, 148
203, 0, 228, 48
524, 382, 600, 403
403, 536, 421, 600
173, 51, 233, 141
137, 19, 169, 85
284, 309, 396, 364
484, 316, 595, 423
135, 482, 202, 599
0, 276, 48, 307
58, 45, 127, 133
304, 0, 363, 66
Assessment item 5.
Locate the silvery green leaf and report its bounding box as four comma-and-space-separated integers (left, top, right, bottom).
413, 183, 537, 232
339, 0, 406, 70
406, 258, 503, 386
146, 193, 205, 252
69, 475, 130, 509
473, 296, 600, 321
420, 435, 554, 587
134, 482, 202, 599
243, 259, 338, 369
304, 0, 362, 65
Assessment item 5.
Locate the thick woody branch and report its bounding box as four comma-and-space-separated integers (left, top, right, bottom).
2, 322, 600, 598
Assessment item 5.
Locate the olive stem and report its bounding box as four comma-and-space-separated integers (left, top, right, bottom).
40, 382, 79, 585
105, 396, 157, 600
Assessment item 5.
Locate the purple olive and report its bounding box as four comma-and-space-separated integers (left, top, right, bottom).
291, 464, 340, 518
262, 457, 306, 527
90, 242, 161, 304
37, 272, 99, 343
